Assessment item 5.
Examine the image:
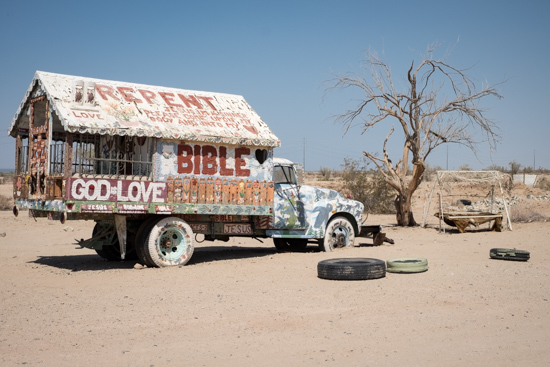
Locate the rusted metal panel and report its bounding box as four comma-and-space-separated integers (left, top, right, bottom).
9, 71, 280, 148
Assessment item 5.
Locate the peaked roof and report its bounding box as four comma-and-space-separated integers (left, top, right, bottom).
8, 71, 280, 147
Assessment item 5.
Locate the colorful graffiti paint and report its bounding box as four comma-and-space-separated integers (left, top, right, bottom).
271, 184, 364, 238
164, 176, 274, 206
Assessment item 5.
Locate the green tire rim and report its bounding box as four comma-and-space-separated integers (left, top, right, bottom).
387, 258, 428, 273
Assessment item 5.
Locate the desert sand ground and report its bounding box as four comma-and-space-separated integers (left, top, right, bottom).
0, 181, 549, 367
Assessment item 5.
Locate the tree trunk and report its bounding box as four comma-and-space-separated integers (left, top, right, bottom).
395, 193, 417, 226
393, 161, 424, 226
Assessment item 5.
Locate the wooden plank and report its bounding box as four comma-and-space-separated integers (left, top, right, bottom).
447, 215, 502, 220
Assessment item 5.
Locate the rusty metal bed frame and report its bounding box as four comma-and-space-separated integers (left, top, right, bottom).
422, 170, 513, 232
435, 211, 503, 233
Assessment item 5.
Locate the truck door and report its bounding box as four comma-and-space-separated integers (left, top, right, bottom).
273, 164, 306, 229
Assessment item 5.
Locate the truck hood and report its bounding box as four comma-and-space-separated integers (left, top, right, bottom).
299, 184, 364, 218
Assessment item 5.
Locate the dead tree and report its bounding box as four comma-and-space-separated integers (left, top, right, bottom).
327, 44, 503, 226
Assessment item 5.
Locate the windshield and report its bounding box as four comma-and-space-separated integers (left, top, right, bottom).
273, 165, 298, 185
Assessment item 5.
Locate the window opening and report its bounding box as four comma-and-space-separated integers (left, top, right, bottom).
72, 134, 153, 179
274, 165, 297, 185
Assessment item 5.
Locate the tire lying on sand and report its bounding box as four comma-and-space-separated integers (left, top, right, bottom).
490, 248, 530, 262
386, 258, 428, 273
317, 258, 386, 280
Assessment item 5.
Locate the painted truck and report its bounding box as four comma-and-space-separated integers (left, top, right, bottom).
9, 71, 378, 267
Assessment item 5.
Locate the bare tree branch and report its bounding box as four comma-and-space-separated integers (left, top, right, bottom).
325, 43, 504, 226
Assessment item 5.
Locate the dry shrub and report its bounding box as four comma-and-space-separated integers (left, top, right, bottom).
340, 157, 396, 214
0, 195, 12, 211
509, 203, 549, 223
535, 176, 550, 191
319, 167, 332, 181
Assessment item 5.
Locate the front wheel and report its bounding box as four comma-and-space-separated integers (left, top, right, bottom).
320, 216, 356, 252
143, 217, 195, 267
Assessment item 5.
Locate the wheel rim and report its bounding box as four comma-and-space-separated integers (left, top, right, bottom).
330, 224, 350, 248
156, 225, 187, 261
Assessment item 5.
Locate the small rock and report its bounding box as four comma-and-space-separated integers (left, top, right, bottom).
63, 227, 74, 232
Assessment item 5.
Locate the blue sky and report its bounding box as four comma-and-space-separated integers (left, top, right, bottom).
1, 0, 549, 171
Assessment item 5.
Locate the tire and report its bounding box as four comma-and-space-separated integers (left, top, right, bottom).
320, 216, 356, 252
135, 217, 161, 267
386, 258, 428, 273
490, 248, 530, 262
273, 238, 290, 252
93, 223, 117, 260
144, 217, 195, 267
99, 239, 138, 261
93, 223, 137, 261
317, 258, 386, 280
273, 238, 308, 252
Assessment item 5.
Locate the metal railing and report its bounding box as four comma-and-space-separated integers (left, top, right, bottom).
72, 134, 154, 179
17, 134, 154, 180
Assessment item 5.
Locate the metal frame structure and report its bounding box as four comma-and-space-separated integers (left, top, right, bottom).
422, 170, 513, 231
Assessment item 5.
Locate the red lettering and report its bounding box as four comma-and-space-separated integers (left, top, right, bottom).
219, 146, 233, 176
178, 94, 203, 109
235, 147, 250, 177
138, 89, 157, 104
177, 144, 193, 174
193, 145, 201, 175
72, 111, 103, 120
175, 144, 251, 177
117, 87, 142, 103
202, 145, 217, 175
95, 84, 118, 101
159, 92, 183, 108
197, 96, 217, 110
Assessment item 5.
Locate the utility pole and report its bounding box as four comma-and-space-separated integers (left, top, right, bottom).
303, 138, 306, 172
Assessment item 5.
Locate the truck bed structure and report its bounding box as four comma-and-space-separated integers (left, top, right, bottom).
9, 72, 368, 267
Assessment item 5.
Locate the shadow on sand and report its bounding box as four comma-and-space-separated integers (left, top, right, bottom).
30, 244, 279, 271
30, 237, 384, 271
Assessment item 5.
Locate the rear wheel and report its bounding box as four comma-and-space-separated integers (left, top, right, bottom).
143, 217, 195, 267
93, 222, 137, 261
135, 217, 161, 267
320, 217, 356, 252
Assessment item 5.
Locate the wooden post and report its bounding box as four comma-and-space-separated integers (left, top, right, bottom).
438, 193, 442, 233
499, 181, 513, 231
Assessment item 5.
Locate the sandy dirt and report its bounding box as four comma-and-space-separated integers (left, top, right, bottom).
0, 181, 549, 367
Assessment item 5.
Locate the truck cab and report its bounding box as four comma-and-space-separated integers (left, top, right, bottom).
270, 158, 365, 251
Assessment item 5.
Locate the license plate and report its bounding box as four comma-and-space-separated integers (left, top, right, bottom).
223, 223, 252, 234
190, 223, 209, 232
